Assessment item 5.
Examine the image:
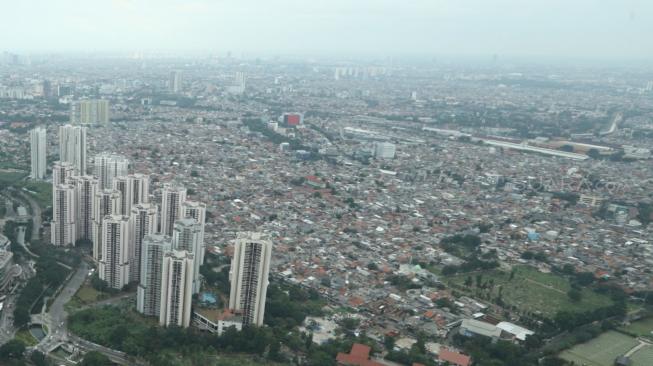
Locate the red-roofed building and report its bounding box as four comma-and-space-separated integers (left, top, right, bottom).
336, 343, 384, 366
438, 348, 471, 366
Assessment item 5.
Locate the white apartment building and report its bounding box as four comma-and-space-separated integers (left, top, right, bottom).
159, 250, 194, 327
229, 232, 273, 326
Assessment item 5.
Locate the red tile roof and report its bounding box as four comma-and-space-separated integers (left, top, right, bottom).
336, 343, 384, 366
439, 348, 471, 366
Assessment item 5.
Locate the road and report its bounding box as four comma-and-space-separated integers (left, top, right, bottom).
34, 261, 88, 354
600, 112, 622, 136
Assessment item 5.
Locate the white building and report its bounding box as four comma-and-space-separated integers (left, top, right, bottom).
160, 183, 187, 237
70, 99, 109, 125
172, 218, 202, 294
113, 173, 149, 216
52, 161, 74, 185
169, 71, 183, 93
181, 200, 206, 264
129, 203, 157, 283
30, 127, 46, 179
99, 215, 130, 289
59, 124, 87, 175
94, 152, 129, 190
51, 184, 76, 246
373, 142, 396, 159
229, 232, 273, 326
92, 189, 120, 261
137, 234, 171, 317
69, 175, 98, 241
159, 250, 194, 327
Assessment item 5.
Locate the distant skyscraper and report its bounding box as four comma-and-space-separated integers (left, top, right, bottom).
181, 201, 206, 264
160, 183, 187, 237
129, 203, 157, 283
172, 218, 202, 293
113, 173, 149, 215
137, 234, 171, 317
92, 189, 120, 262
159, 250, 194, 327
227, 72, 246, 94
71, 99, 110, 125
69, 175, 98, 241
168, 71, 183, 93
94, 153, 129, 190
59, 124, 87, 175
99, 215, 130, 289
52, 161, 74, 185
229, 232, 273, 326
51, 184, 76, 246
30, 127, 46, 180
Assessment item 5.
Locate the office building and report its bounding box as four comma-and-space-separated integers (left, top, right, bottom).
172, 218, 202, 293
30, 127, 46, 179
92, 189, 120, 261
59, 124, 87, 174
99, 215, 130, 289
169, 71, 183, 93
160, 183, 187, 236
137, 234, 171, 316
52, 161, 75, 186
159, 250, 194, 327
71, 99, 110, 125
51, 184, 76, 246
129, 203, 157, 283
229, 232, 273, 326
94, 152, 129, 190
69, 175, 98, 241
181, 200, 206, 264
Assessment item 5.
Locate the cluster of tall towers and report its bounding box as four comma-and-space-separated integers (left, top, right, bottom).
49, 125, 210, 327
43, 124, 273, 330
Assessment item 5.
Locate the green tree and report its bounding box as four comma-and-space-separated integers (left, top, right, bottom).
568, 288, 582, 302
30, 350, 49, 366
80, 351, 112, 366
0, 339, 26, 360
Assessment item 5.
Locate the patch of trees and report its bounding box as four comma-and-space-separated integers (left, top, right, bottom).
521, 251, 548, 262
440, 234, 481, 257
242, 118, 311, 151
441, 257, 499, 276
553, 300, 627, 331
14, 256, 70, 327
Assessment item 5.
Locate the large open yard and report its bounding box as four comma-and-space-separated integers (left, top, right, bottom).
20, 180, 53, 208
560, 330, 653, 366
447, 265, 614, 318
560, 331, 638, 366
0, 169, 28, 187
621, 317, 653, 340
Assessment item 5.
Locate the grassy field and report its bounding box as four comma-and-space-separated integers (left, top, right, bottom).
20, 181, 52, 208
0, 170, 28, 187
621, 317, 653, 340
65, 282, 110, 312
630, 346, 653, 366
14, 328, 39, 346
560, 331, 639, 366
447, 265, 614, 318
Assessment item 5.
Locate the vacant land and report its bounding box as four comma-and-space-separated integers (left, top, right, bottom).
560, 331, 639, 366
0, 170, 28, 187
621, 317, 653, 340
630, 346, 653, 366
447, 265, 614, 318
20, 180, 52, 208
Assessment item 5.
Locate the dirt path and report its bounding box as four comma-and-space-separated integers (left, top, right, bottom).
524, 278, 566, 294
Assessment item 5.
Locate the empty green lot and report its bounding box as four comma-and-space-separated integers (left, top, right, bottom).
447, 265, 614, 318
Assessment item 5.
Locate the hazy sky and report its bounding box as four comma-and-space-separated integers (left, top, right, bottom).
2, 0, 652, 60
